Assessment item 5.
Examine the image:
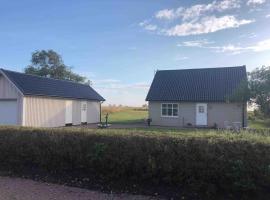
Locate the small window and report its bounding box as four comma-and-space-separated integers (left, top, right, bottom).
161, 103, 178, 117
82, 103, 87, 111
199, 106, 204, 113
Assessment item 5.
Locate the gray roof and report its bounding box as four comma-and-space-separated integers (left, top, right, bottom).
146, 66, 247, 102
1, 69, 105, 101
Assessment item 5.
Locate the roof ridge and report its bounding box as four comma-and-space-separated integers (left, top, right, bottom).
156, 65, 246, 72
0, 68, 90, 87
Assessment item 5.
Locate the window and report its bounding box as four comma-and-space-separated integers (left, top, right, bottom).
82, 103, 87, 111
161, 103, 178, 117
198, 106, 204, 113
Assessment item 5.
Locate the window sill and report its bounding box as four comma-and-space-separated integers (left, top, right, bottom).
161, 116, 179, 118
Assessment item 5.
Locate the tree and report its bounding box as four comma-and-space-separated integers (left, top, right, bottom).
25, 50, 87, 83
248, 66, 270, 117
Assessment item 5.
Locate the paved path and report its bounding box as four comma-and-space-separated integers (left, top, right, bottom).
0, 176, 159, 200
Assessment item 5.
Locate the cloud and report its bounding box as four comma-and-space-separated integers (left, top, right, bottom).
139, 20, 158, 31
212, 39, 270, 54
93, 79, 121, 84
144, 24, 157, 31
155, 9, 176, 20
178, 38, 270, 54
155, 0, 241, 21
247, 0, 266, 6
177, 39, 214, 47
164, 15, 254, 36
93, 78, 150, 90
239, 32, 257, 38
266, 14, 270, 18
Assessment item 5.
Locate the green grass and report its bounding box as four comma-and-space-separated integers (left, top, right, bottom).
101, 108, 148, 124
248, 118, 270, 129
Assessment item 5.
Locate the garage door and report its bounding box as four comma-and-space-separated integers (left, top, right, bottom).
0, 100, 18, 125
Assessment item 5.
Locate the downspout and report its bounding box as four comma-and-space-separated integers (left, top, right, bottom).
242, 101, 245, 128
100, 101, 103, 123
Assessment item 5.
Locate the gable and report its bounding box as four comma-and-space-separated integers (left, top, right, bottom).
0, 73, 21, 99
146, 66, 247, 102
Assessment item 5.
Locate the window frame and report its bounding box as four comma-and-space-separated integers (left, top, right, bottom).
161, 103, 179, 118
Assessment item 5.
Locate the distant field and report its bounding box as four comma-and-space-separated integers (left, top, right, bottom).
101, 106, 148, 124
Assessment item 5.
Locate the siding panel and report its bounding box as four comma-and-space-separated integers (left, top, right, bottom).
87, 101, 100, 123
208, 102, 243, 128
72, 101, 81, 125
24, 96, 66, 127
149, 101, 245, 128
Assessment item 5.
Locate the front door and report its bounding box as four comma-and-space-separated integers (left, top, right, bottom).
196, 103, 207, 126
65, 100, 73, 124
81, 101, 87, 123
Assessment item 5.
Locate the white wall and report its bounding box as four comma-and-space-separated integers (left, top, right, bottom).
23, 96, 101, 127
0, 74, 23, 125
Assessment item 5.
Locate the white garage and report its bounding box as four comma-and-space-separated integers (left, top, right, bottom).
0, 68, 105, 127
0, 100, 18, 125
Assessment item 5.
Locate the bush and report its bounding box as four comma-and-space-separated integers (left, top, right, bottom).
0, 127, 270, 198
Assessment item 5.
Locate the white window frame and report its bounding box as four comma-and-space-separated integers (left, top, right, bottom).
161, 103, 179, 118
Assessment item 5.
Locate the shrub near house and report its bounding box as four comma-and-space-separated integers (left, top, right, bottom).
0, 127, 270, 199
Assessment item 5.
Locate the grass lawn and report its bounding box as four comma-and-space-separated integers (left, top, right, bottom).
248, 118, 270, 129
101, 106, 148, 124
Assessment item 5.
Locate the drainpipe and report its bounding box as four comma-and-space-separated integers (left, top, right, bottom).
100, 101, 103, 123
242, 102, 245, 128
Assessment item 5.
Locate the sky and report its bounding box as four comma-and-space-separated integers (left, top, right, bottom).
0, 0, 270, 106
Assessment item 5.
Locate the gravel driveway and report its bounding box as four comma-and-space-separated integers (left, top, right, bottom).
0, 176, 160, 200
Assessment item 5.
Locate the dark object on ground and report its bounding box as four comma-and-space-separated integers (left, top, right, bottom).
98, 113, 110, 128
146, 118, 152, 126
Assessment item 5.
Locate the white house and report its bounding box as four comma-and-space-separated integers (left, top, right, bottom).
0, 68, 105, 127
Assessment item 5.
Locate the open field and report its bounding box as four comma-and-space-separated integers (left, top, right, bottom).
101, 106, 148, 124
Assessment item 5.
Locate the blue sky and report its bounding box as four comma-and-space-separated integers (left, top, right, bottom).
0, 0, 270, 106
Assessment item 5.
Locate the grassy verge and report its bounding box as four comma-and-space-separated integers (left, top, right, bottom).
0, 126, 270, 199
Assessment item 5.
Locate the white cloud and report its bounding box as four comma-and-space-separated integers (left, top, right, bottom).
155, 9, 175, 20
247, 0, 266, 6
93, 79, 121, 84
239, 32, 257, 38
266, 14, 270, 18
155, 0, 241, 21
179, 39, 270, 54
177, 39, 213, 47
213, 39, 270, 54
139, 20, 158, 31
249, 39, 270, 51
164, 15, 254, 36
144, 24, 157, 31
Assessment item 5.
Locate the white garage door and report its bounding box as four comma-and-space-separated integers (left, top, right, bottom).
0, 100, 18, 125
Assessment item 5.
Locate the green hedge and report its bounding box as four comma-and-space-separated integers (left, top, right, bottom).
0, 127, 270, 198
